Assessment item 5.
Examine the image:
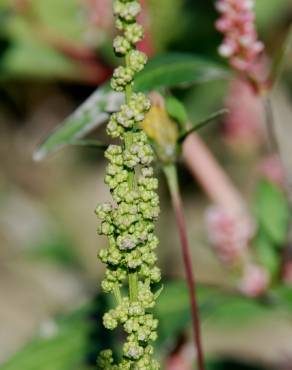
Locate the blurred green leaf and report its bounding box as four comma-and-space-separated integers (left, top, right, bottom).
1, 41, 78, 79
32, 0, 83, 44
255, 180, 289, 247
29, 235, 79, 267
1, 307, 90, 370
155, 281, 190, 344
205, 295, 269, 326
165, 95, 188, 127
270, 25, 292, 89
148, 0, 186, 51
0, 1, 84, 79
272, 285, 292, 311
253, 231, 280, 278
134, 53, 230, 92
255, 0, 290, 31
33, 86, 123, 161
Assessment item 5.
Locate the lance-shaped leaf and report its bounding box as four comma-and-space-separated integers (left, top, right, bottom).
178, 108, 228, 142
270, 24, 292, 89
165, 96, 188, 127
33, 86, 123, 161
135, 53, 230, 92
1, 307, 90, 370
34, 53, 229, 161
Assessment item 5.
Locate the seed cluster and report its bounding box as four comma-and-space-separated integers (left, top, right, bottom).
96, 1, 161, 369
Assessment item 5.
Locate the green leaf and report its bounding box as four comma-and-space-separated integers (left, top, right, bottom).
134, 53, 230, 92
165, 96, 188, 127
270, 25, 292, 89
1, 41, 78, 80
155, 281, 190, 344
1, 307, 90, 370
33, 86, 123, 161
253, 231, 280, 277
272, 285, 292, 312
255, 180, 289, 246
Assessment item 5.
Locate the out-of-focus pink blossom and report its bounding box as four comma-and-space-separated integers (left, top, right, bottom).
215, 0, 266, 87
85, 0, 113, 32
206, 205, 256, 264
223, 78, 265, 149
239, 263, 269, 297
166, 343, 194, 370
137, 0, 155, 56
260, 154, 285, 188
166, 354, 191, 370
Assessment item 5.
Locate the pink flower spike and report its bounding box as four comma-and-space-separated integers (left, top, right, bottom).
206, 206, 256, 265
215, 0, 265, 87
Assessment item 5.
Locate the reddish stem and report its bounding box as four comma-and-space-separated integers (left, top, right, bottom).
164, 164, 205, 370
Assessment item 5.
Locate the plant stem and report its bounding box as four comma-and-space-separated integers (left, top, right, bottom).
263, 96, 279, 152
163, 164, 205, 370
113, 282, 122, 305
129, 272, 138, 302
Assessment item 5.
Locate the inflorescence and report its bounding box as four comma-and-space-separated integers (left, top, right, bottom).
215, 0, 264, 80
96, 1, 161, 369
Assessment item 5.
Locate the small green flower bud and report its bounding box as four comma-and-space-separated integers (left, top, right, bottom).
125, 23, 144, 44
101, 279, 114, 293
103, 311, 118, 330
111, 66, 134, 92
97, 349, 114, 369
99, 221, 115, 235
128, 302, 144, 316
113, 35, 131, 56
114, 1, 141, 22
124, 317, 140, 333
128, 50, 147, 73
123, 340, 144, 360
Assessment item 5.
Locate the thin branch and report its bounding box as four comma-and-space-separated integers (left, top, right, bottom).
163, 164, 205, 370
270, 24, 292, 90
263, 97, 280, 152
179, 108, 228, 143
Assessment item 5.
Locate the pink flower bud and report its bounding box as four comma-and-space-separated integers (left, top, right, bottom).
239, 263, 269, 297
223, 78, 266, 150
206, 206, 256, 264
260, 154, 285, 188
166, 355, 190, 370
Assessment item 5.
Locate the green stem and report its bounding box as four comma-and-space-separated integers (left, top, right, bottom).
129, 272, 138, 302
113, 282, 122, 305
125, 54, 132, 104
124, 118, 139, 304
163, 164, 205, 370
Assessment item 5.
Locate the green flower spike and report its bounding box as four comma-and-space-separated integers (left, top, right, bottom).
96, 1, 161, 369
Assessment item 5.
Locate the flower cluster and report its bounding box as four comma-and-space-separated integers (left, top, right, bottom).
96, 1, 161, 368
215, 0, 264, 81
206, 205, 256, 264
